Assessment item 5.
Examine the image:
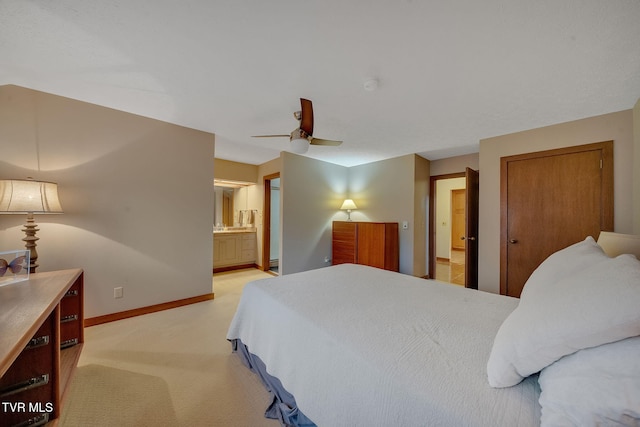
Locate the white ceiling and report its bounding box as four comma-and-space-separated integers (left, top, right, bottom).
2, 1, 639, 167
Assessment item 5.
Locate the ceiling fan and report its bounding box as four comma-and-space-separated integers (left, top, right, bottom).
252, 98, 342, 154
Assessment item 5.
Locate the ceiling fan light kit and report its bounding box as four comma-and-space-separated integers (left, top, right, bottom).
253, 98, 343, 154
291, 137, 310, 154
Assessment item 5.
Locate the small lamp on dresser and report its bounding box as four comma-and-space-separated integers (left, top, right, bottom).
0, 178, 64, 273
340, 199, 358, 221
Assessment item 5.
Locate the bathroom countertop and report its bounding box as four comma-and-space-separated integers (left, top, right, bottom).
214, 228, 256, 234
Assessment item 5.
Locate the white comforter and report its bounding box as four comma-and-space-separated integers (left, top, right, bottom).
227, 264, 541, 427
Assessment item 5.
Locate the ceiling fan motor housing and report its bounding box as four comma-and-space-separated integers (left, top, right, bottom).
290, 128, 310, 141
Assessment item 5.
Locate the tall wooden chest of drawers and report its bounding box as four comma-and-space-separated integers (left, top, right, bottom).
332, 221, 399, 272
0, 269, 84, 427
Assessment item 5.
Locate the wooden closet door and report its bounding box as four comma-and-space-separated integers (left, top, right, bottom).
500, 141, 613, 298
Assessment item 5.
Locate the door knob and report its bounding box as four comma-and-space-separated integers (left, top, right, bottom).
461, 236, 476, 241
509, 239, 518, 244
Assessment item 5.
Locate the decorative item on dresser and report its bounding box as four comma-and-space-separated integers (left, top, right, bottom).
332, 221, 399, 272
0, 250, 30, 287
0, 269, 84, 427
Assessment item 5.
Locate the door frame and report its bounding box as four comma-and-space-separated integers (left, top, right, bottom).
429, 170, 479, 288
262, 172, 280, 272
429, 172, 464, 282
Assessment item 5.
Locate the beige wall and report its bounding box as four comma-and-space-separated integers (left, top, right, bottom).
214, 158, 258, 183
0, 85, 215, 318
280, 152, 348, 274
478, 109, 634, 294
429, 153, 479, 176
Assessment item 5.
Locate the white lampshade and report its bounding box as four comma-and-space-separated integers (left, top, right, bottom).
291, 137, 310, 154
340, 199, 358, 210
0, 179, 63, 214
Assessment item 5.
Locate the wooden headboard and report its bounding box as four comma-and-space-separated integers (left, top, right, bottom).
597, 231, 640, 259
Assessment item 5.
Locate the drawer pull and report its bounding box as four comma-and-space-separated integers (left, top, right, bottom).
13, 413, 50, 427
64, 289, 79, 297
26, 335, 50, 350
60, 314, 78, 323
61, 338, 79, 349
0, 374, 49, 397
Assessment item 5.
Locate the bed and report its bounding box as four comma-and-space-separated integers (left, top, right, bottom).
227, 232, 640, 426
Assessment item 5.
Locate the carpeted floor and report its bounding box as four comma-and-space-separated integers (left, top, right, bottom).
59, 268, 279, 427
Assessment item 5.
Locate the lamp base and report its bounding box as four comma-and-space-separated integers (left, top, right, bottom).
22, 213, 39, 273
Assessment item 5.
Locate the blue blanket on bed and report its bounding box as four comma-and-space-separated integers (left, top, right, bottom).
231, 339, 316, 427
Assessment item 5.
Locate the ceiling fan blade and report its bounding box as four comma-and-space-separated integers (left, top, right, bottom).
299, 98, 314, 136
252, 134, 291, 138
309, 137, 342, 146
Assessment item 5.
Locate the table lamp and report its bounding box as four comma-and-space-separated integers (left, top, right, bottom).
340, 199, 358, 221
0, 178, 63, 273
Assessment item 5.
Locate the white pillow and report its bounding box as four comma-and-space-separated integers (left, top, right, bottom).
538, 336, 640, 427
520, 236, 607, 300
487, 252, 640, 388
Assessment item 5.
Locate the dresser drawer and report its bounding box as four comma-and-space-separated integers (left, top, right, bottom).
60, 319, 81, 348
0, 312, 56, 427
332, 222, 357, 261
332, 245, 356, 264
0, 314, 55, 390
59, 277, 83, 348
60, 283, 81, 316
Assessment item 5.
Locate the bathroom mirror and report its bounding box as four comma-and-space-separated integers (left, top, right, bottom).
214, 186, 235, 228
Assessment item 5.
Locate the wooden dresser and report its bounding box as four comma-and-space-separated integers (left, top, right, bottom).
0, 269, 84, 427
332, 221, 399, 272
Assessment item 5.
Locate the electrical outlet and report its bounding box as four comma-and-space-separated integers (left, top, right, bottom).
114, 287, 124, 299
